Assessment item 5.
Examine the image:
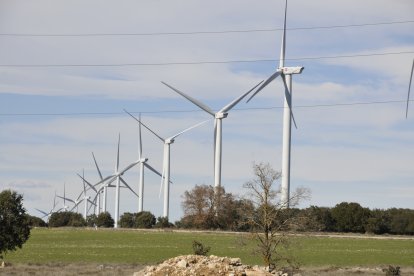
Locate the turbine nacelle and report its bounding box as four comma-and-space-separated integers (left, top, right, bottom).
280, 66, 304, 75
215, 112, 228, 119
165, 138, 175, 144
139, 157, 148, 163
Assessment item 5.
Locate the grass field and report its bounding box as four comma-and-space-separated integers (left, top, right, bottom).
5, 228, 414, 268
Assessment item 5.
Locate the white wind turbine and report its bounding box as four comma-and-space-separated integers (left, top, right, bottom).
77, 173, 102, 216
73, 170, 96, 219
110, 134, 138, 228
125, 109, 209, 219
246, 0, 304, 208
122, 113, 163, 213
91, 152, 105, 214
56, 183, 69, 211
35, 192, 59, 222
161, 81, 263, 190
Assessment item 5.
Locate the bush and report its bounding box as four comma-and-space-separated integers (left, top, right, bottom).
135, 211, 156, 229
192, 240, 210, 256
119, 212, 135, 228
86, 214, 97, 227
48, 212, 86, 227
26, 215, 47, 228
119, 212, 155, 229
96, 212, 114, 228
155, 216, 174, 228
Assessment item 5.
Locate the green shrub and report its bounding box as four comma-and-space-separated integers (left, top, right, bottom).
192, 240, 210, 256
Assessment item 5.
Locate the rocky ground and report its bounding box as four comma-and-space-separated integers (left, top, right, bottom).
133, 255, 408, 276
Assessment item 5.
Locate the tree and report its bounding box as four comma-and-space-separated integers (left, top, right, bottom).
86, 214, 98, 227
243, 163, 309, 271
96, 212, 114, 228
0, 190, 31, 260
119, 212, 135, 228
135, 211, 156, 228
48, 211, 86, 227
180, 184, 247, 230
25, 215, 47, 228
155, 216, 174, 228
331, 202, 370, 233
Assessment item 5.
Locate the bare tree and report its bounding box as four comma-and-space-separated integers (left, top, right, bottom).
243, 162, 310, 271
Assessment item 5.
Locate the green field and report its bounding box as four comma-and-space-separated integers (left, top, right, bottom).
5, 228, 414, 267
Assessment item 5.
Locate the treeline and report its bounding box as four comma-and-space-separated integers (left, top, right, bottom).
28, 185, 414, 235
303, 203, 414, 235
174, 185, 414, 235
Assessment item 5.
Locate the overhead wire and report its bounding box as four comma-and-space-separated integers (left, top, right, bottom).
1, 51, 413, 68
0, 99, 411, 117
0, 20, 413, 37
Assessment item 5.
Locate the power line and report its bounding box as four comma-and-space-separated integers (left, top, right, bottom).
1, 51, 413, 68
1, 20, 413, 37
1, 99, 410, 117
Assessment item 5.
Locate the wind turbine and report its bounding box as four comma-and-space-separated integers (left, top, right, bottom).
245, 0, 304, 208
56, 183, 69, 211
125, 109, 209, 219
161, 81, 262, 191
406, 59, 413, 118
35, 192, 59, 222
91, 152, 104, 214
92, 134, 141, 227
73, 170, 96, 219
122, 113, 163, 213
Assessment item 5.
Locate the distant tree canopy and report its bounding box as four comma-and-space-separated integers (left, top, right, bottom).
96, 212, 114, 228
48, 211, 86, 227
25, 215, 48, 228
0, 190, 31, 260
177, 184, 251, 231
119, 211, 156, 229
176, 184, 414, 236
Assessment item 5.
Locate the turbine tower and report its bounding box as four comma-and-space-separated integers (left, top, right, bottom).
161, 81, 262, 190
246, 0, 304, 208
125, 109, 209, 219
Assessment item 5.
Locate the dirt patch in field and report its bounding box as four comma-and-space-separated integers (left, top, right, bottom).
0, 263, 144, 276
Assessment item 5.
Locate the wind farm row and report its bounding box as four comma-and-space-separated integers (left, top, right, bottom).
34, 0, 413, 228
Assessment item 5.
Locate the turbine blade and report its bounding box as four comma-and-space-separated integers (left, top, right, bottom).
56, 195, 75, 204
116, 133, 120, 172
124, 109, 165, 142
144, 162, 162, 178
35, 208, 48, 216
82, 170, 86, 195
406, 59, 414, 118
159, 147, 168, 199
220, 80, 264, 113
280, 0, 288, 68
161, 81, 215, 116
120, 161, 140, 175
169, 119, 211, 140
281, 74, 298, 129
92, 152, 104, 181
246, 71, 281, 103
77, 173, 97, 192
119, 177, 139, 197
94, 174, 116, 186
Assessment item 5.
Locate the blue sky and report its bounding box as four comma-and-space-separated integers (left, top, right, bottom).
0, 0, 413, 222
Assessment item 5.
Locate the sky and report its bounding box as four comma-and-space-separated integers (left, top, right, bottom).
0, 0, 413, 223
